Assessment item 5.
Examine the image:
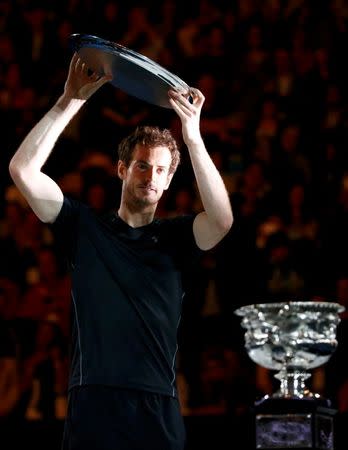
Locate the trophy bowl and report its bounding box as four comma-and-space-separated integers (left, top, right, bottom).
234, 301, 345, 399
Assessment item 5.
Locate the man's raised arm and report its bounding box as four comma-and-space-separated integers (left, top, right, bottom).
9, 53, 111, 223
168, 87, 233, 250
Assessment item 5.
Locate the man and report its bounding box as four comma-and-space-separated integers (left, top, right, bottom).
9, 53, 233, 450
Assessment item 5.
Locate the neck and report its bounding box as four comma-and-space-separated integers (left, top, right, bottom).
117, 205, 156, 228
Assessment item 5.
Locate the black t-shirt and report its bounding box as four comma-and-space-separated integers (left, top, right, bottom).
52, 196, 203, 397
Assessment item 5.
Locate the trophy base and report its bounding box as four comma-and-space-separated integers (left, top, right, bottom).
253, 397, 337, 450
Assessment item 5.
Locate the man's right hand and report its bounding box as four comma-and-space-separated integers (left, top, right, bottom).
62, 52, 112, 102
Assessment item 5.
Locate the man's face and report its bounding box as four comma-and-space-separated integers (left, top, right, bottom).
118, 144, 173, 210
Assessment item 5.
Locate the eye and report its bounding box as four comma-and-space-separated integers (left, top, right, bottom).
138, 163, 148, 171
157, 168, 165, 174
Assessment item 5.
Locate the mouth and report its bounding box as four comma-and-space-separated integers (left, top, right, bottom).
138, 185, 157, 194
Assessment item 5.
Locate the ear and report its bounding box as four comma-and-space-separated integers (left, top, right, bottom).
117, 160, 127, 180
164, 172, 174, 190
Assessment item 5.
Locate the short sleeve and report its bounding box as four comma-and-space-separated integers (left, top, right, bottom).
49, 195, 85, 267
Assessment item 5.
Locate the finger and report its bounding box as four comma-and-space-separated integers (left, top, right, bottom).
168, 89, 192, 108
175, 95, 192, 112
188, 89, 197, 104
81, 62, 88, 74
188, 87, 202, 96
89, 69, 110, 82
89, 72, 99, 81
187, 87, 204, 105
69, 52, 79, 72
75, 56, 84, 72
169, 97, 181, 114
169, 97, 191, 117
94, 74, 113, 89
79, 59, 93, 76
180, 90, 194, 105
179, 87, 195, 104
168, 91, 192, 114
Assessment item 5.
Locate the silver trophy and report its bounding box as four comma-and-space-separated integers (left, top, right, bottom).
235, 301, 344, 398
234, 301, 345, 449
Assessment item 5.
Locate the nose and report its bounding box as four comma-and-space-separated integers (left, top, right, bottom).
145, 167, 156, 182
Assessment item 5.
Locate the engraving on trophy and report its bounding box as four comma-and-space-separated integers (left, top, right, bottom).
255, 413, 312, 448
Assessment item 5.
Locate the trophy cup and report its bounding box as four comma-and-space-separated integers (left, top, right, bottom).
234, 301, 344, 450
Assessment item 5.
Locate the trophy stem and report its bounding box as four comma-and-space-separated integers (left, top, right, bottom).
274, 369, 312, 398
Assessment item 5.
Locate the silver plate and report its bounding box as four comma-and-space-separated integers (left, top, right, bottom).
69, 33, 190, 109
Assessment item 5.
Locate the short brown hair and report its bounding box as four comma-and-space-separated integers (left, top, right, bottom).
117, 126, 181, 174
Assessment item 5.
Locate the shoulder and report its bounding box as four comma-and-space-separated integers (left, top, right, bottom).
155, 214, 202, 255
155, 214, 196, 230
50, 195, 97, 244
52, 195, 91, 226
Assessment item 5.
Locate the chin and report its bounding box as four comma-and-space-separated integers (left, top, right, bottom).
134, 196, 158, 209
142, 191, 161, 202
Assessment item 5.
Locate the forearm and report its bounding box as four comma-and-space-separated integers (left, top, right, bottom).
9, 95, 85, 175
188, 138, 233, 230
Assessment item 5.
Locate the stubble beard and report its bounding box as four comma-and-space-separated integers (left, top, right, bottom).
124, 187, 158, 213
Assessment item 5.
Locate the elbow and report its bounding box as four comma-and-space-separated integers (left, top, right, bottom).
194, 210, 233, 251
209, 213, 233, 249
222, 221, 233, 239
220, 209, 233, 235
8, 160, 20, 182
9, 160, 32, 185
8, 165, 26, 190
212, 213, 233, 244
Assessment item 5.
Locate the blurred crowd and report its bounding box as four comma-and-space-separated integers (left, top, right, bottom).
2, 0, 348, 430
